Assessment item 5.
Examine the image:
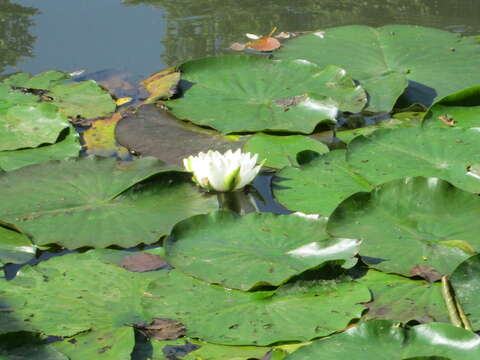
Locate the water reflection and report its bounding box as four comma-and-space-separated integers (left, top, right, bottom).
0, 0, 37, 73
123, 0, 480, 66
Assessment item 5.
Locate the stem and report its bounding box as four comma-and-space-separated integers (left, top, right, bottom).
217, 191, 243, 214
217, 191, 258, 215
441, 275, 463, 328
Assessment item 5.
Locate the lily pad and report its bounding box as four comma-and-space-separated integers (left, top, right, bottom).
422, 86, 480, 129
285, 320, 480, 359
276, 25, 480, 112
0, 103, 69, 151
273, 150, 374, 216
0, 125, 81, 171
449, 254, 480, 331
243, 133, 329, 169
0, 251, 156, 359
166, 211, 360, 290
0, 157, 218, 248
357, 270, 448, 324
0, 343, 68, 360
144, 338, 278, 360
0, 83, 38, 109
328, 177, 478, 276
347, 127, 480, 194
142, 269, 370, 345
336, 116, 421, 144
3, 70, 69, 90
0, 226, 35, 266
50, 80, 116, 119
115, 104, 245, 166
166, 56, 367, 133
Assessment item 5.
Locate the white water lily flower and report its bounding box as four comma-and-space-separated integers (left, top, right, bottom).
183, 149, 263, 192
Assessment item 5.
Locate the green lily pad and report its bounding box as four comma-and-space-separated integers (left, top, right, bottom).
273, 150, 374, 216
357, 270, 448, 324
166, 211, 360, 290
3, 70, 70, 90
328, 177, 478, 276
142, 270, 370, 345
347, 127, 480, 194
0, 344, 68, 360
142, 338, 278, 360
336, 116, 421, 144
422, 86, 480, 129
0, 103, 69, 151
0, 125, 81, 171
0, 251, 156, 359
166, 56, 367, 133
285, 320, 480, 359
276, 25, 480, 112
243, 133, 329, 169
0, 83, 38, 110
449, 254, 480, 331
0, 226, 35, 266
0, 157, 218, 249
50, 80, 116, 119
114, 104, 245, 166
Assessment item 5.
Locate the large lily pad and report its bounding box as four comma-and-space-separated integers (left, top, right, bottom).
0, 157, 218, 248
276, 25, 480, 112
286, 320, 480, 359
243, 133, 329, 169
273, 150, 374, 216
0, 103, 69, 151
0, 83, 38, 109
328, 177, 478, 276
115, 104, 244, 166
166, 211, 360, 290
357, 270, 448, 324
422, 86, 480, 129
0, 251, 156, 359
347, 127, 480, 194
142, 269, 370, 345
449, 254, 480, 331
0, 125, 81, 171
0, 226, 35, 266
166, 56, 367, 133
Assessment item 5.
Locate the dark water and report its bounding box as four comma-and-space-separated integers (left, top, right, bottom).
1, 0, 480, 79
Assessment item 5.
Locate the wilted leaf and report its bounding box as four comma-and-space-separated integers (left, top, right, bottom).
82, 112, 130, 159
141, 67, 180, 104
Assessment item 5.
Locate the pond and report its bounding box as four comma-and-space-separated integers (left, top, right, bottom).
2, 1, 480, 359
2, 0, 480, 78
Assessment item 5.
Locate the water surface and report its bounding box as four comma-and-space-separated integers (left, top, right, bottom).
2, 0, 480, 78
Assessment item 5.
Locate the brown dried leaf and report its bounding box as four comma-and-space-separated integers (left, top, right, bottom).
410, 265, 443, 283
139, 318, 186, 340
246, 36, 281, 52
120, 253, 168, 272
